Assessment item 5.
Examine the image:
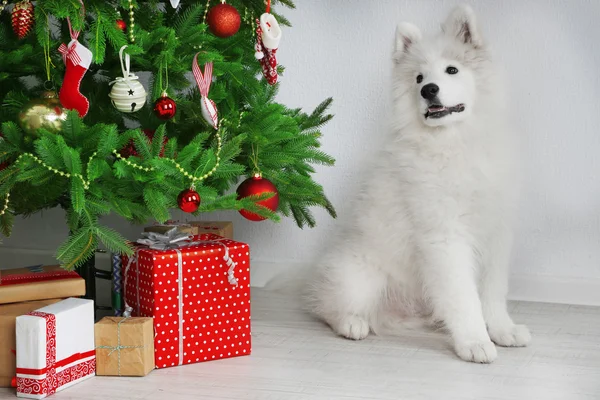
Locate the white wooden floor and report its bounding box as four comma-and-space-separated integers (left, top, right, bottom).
2, 289, 600, 400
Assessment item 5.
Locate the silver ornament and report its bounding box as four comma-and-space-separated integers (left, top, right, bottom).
109, 45, 147, 113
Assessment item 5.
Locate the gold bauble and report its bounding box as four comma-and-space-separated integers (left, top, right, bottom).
18, 91, 67, 137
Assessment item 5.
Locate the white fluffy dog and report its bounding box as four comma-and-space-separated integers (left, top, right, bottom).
306, 5, 530, 363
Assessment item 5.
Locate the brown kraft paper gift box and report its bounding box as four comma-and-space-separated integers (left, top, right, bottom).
143, 223, 198, 235
95, 317, 155, 376
144, 221, 233, 239
188, 221, 233, 239
0, 265, 86, 305
0, 299, 62, 387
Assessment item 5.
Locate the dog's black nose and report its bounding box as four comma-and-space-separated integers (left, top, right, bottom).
421, 83, 439, 100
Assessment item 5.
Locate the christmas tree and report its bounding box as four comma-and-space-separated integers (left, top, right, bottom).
0, 0, 335, 270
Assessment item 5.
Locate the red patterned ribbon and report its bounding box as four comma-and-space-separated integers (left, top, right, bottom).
66, 0, 85, 40
58, 42, 82, 66
192, 53, 213, 97
59, 0, 85, 66
16, 311, 95, 397
0, 270, 79, 286
16, 350, 95, 375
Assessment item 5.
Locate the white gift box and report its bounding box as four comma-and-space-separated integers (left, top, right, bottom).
16, 298, 95, 399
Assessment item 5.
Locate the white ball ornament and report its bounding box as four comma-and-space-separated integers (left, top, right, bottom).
109, 45, 147, 113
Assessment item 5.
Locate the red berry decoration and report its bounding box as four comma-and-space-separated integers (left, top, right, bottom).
206, 3, 241, 38
0, 133, 8, 171
153, 93, 177, 121
119, 129, 167, 158
178, 188, 201, 213
236, 174, 279, 221
116, 19, 127, 31
11, 0, 34, 40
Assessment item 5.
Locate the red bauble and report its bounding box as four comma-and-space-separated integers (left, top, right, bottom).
116, 19, 127, 31
119, 129, 167, 158
206, 3, 241, 38
153, 94, 177, 120
0, 133, 7, 171
178, 188, 201, 213
236, 174, 279, 221
11, 0, 34, 39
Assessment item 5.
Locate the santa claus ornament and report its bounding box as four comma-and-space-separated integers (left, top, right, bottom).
109, 45, 147, 113
254, 1, 281, 85
192, 52, 218, 129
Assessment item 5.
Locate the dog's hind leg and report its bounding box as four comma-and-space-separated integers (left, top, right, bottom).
309, 249, 388, 341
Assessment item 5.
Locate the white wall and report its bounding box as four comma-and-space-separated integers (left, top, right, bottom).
2, 0, 600, 305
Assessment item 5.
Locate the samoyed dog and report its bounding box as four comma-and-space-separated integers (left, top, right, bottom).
306, 5, 530, 363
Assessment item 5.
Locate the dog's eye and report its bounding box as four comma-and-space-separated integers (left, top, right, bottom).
416, 74, 423, 83
446, 66, 459, 75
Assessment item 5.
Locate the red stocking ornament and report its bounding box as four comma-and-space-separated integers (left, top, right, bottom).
254, 11, 281, 85
58, 6, 92, 117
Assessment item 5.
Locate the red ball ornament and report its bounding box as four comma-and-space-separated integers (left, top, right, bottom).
153, 93, 177, 120
236, 174, 279, 221
206, 3, 241, 38
0, 133, 8, 171
119, 129, 167, 158
116, 19, 127, 31
11, 0, 34, 40
178, 188, 201, 213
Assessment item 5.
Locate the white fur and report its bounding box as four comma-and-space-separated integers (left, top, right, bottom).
305, 5, 530, 363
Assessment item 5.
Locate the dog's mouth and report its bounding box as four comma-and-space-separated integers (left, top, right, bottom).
424, 104, 465, 119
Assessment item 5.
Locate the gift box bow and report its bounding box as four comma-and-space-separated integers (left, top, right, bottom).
122, 228, 239, 317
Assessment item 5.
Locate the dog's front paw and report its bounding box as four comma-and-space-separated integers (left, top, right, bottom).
454, 339, 497, 363
489, 324, 531, 347
335, 315, 370, 340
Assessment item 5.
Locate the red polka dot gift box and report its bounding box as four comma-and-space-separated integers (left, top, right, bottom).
121, 232, 251, 369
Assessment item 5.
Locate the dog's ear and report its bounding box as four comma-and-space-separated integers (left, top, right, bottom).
442, 5, 483, 48
394, 22, 421, 62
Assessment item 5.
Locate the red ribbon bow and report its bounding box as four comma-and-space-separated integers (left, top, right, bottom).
58, 42, 82, 66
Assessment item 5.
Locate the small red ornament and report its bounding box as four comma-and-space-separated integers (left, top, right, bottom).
206, 3, 241, 38
178, 188, 201, 213
11, 0, 35, 40
119, 129, 167, 158
153, 93, 177, 120
116, 19, 127, 31
0, 133, 8, 171
236, 174, 279, 221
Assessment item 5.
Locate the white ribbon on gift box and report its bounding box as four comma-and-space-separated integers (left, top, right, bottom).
122, 228, 239, 365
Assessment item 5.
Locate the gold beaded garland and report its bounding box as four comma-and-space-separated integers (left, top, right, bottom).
0, 120, 230, 216
128, 0, 135, 42
0, 193, 10, 217
0, 0, 9, 13
112, 122, 224, 183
